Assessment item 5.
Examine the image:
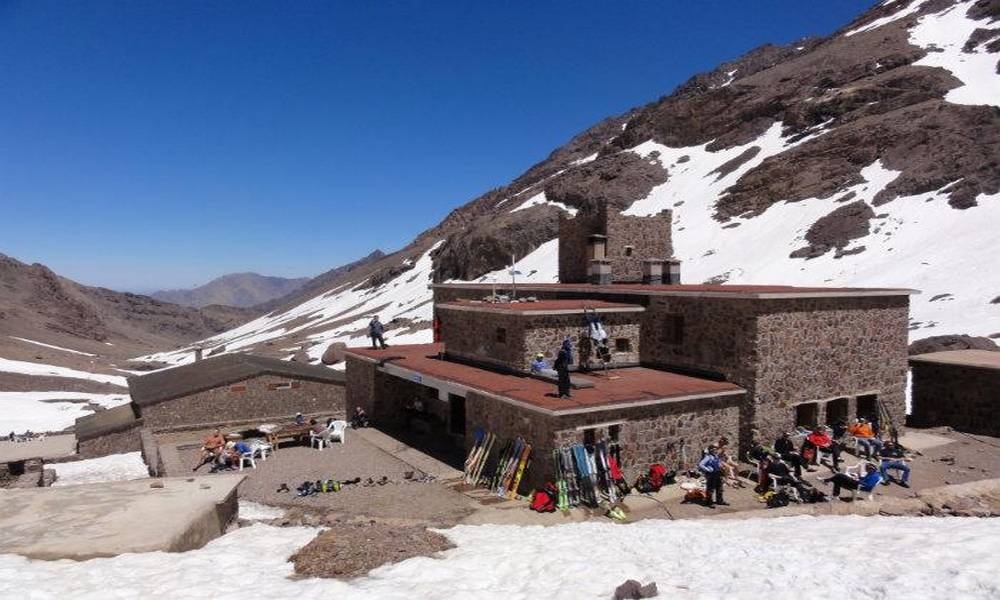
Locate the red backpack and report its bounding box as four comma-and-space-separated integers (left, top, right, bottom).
648, 464, 668, 489
530, 484, 558, 513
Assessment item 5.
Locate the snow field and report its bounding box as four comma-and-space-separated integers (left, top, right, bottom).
844, 0, 925, 37
910, 0, 1000, 108
0, 391, 131, 434
0, 517, 998, 599
0, 357, 127, 387
50, 452, 149, 486
510, 191, 578, 216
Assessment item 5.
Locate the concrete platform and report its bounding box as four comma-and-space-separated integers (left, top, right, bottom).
0, 474, 243, 560
0, 434, 76, 462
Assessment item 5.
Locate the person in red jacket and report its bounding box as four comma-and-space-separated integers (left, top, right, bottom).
800, 426, 841, 470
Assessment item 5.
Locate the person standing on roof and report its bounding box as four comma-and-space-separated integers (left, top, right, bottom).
369, 315, 388, 350
554, 345, 572, 399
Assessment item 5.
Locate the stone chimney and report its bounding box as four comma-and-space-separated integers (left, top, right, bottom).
194, 347, 203, 362
664, 258, 682, 285
589, 259, 612, 286
641, 259, 664, 285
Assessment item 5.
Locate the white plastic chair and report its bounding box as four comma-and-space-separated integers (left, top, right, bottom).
239, 451, 256, 471
328, 420, 347, 444
310, 429, 328, 450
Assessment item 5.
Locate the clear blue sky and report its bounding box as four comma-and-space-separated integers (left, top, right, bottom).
0, 0, 875, 293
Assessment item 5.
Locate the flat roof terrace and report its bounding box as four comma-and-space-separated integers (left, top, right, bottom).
436, 299, 644, 315
435, 282, 917, 299
910, 350, 1000, 371
346, 344, 745, 416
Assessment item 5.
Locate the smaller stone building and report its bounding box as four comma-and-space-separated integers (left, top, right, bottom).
346, 343, 744, 490
436, 299, 644, 372
76, 353, 346, 457
909, 350, 1000, 437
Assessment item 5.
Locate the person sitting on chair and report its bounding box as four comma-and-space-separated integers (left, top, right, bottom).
766, 456, 798, 490
350, 406, 370, 429
193, 429, 226, 471
530, 353, 557, 376
294, 412, 307, 426
820, 463, 882, 500
801, 426, 841, 470
849, 418, 883, 459
774, 431, 807, 478
878, 441, 911, 488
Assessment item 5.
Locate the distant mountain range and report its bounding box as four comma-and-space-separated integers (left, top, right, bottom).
151, 273, 311, 308
137, 0, 1000, 367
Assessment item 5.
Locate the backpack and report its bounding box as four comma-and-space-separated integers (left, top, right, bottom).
530, 484, 557, 513
766, 490, 790, 508
648, 464, 668, 489
633, 474, 655, 493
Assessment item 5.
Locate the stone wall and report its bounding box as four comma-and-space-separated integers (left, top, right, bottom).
557, 207, 673, 284
345, 356, 377, 420
752, 296, 909, 444
910, 362, 1000, 437
523, 315, 641, 369
551, 396, 741, 481
464, 390, 741, 491
138, 374, 345, 431
439, 306, 642, 371
437, 309, 527, 371
605, 211, 672, 283
77, 424, 142, 458
558, 211, 603, 284
465, 391, 558, 493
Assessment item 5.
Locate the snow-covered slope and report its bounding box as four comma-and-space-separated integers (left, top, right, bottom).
1, 517, 998, 598
136, 0, 1000, 367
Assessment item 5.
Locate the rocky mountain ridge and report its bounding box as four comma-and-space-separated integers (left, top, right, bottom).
152, 272, 311, 309
128, 0, 999, 366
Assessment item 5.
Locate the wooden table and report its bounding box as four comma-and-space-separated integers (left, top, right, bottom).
264, 423, 312, 450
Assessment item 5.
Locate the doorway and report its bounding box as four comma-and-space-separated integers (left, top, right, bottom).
449, 394, 466, 436
795, 402, 819, 429
826, 397, 849, 425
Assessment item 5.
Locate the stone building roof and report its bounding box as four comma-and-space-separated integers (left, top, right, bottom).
345, 343, 744, 416
128, 353, 345, 408
909, 350, 1000, 372
75, 404, 140, 441
434, 282, 917, 300
436, 299, 644, 315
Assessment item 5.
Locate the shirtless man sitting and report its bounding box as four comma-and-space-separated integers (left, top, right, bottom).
193, 428, 226, 471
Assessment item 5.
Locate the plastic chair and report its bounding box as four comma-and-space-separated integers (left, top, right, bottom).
328, 420, 347, 444
845, 462, 877, 501
310, 429, 328, 450
239, 451, 256, 471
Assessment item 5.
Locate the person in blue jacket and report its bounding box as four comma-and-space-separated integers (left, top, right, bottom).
698, 445, 728, 507
821, 462, 882, 499
368, 315, 388, 349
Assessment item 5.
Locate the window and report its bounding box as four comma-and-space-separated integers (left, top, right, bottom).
609, 424, 621, 442
615, 338, 632, 352
495, 327, 507, 343
624, 245, 634, 257
664, 314, 684, 345
583, 428, 596, 446
826, 397, 849, 424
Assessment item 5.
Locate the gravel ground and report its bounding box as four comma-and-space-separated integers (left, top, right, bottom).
289, 522, 453, 579
237, 438, 478, 525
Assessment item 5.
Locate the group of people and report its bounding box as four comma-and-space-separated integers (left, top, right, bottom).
191, 428, 253, 472
744, 419, 912, 501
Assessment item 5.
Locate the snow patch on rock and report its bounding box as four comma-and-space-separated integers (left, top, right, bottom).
910, 0, 1000, 108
